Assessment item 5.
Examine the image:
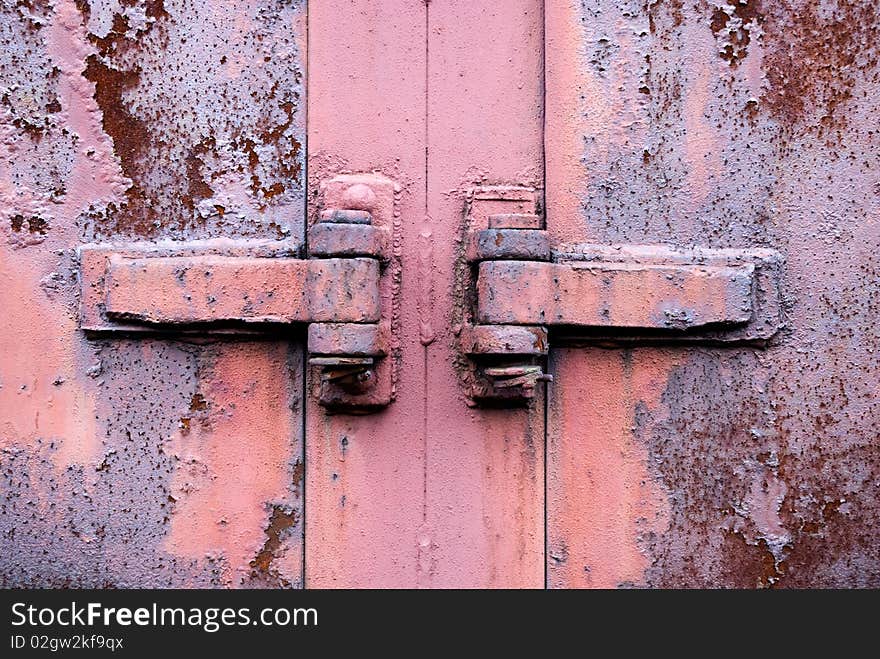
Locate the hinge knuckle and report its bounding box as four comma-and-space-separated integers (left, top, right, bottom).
307, 174, 400, 413
459, 186, 551, 406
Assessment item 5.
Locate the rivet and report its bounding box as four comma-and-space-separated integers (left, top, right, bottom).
341, 183, 376, 210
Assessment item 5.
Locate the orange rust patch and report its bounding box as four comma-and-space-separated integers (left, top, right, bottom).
163, 342, 302, 587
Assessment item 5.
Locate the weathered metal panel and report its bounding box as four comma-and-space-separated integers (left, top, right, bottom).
305, 0, 427, 587
4, 0, 874, 591
424, 0, 546, 588
1, 0, 307, 587
546, 0, 880, 587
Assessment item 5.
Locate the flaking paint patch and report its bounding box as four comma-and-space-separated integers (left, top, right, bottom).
548, 348, 676, 588
73, 0, 306, 240
0, 249, 98, 469
1, 0, 307, 588
163, 342, 303, 588
1, 340, 227, 587
639, 352, 788, 587
547, 0, 879, 587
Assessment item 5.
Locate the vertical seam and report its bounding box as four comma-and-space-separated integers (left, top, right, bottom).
423, 0, 430, 528
301, 0, 310, 589
541, 0, 549, 591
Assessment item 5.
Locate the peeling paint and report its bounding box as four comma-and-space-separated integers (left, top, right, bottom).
547, 0, 880, 588
1, 0, 306, 588
163, 342, 303, 588
72, 0, 306, 239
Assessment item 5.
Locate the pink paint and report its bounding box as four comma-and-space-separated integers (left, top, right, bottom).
424, 0, 545, 588
545, 0, 591, 246
305, 0, 427, 587
164, 342, 302, 587
680, 17, 723, 207
45, 0, 130, 216
548, 349, 675, 588
0, 250, 98, 469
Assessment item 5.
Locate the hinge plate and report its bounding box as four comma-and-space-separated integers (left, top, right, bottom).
78, 173, 402, 414
458, 186, 784, 406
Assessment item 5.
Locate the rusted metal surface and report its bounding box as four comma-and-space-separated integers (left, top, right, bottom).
1, 0, 307, 587
94, 254, 380, 325
308, 223, 388, 260
308, 323, 388, 358
488, 213, 543, 230
477, 259, 755, 328
461, 325, 548, 357
546, 0, 880, 587
2, 0, 876, 590
307, 174, 401, 413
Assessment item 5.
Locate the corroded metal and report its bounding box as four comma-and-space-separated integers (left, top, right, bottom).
2, 0, 876, 591
78, 174, 397, 414
545, 0, 880, 589
88, 252, 381, 326
476, 245, 782, 336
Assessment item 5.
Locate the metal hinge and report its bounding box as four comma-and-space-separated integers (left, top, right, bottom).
79, 173, 401, 414
459, 186, 784, 405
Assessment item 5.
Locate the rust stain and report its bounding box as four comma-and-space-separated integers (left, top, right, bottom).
0, 0, 307, 588
759, 0, 879, 129
10, 214, 49, 235
189, 392, 208, 412
547, 0, 880, 588
72, 0, 306, 239
163, 342, 303, 588
708, 0, 761, 67
249, 504, 299, 587
82, 54, 153, 234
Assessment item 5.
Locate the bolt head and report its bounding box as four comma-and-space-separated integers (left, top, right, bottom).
342, 184, 376, 211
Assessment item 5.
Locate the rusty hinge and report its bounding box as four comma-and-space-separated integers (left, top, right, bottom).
459, 186, 784, 405
79, 173, 401, 413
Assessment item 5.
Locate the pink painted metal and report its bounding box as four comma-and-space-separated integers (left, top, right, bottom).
476, 260, 754, 328
98, 255, 380, 325
545, 0, 880, 588
424, 1, 546, 587
305, 1, 426, 587
2, 0, 878, 590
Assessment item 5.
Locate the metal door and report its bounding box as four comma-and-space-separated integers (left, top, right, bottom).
541, 1, 879, 587
1, 0, 311, 587
2, 1, 877, 589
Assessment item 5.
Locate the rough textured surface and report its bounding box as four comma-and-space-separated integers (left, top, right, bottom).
546, 0, 879, 588
100, 255, 380, 325
1, 0, 306, 587
467, 229, 551, 262
305, 0, 428, 587
4, 0, 876, 590
308, 223, 388, 260
477, 260, 754, 328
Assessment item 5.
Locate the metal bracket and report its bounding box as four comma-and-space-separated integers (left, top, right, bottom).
79, 173, 401, 414
456, 186, 551, 405
460, 186, 784, 406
